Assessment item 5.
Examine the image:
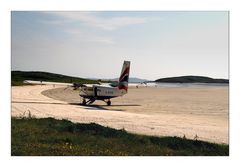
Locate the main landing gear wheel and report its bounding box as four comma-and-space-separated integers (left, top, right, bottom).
82, 98, 86, 105
107, 100, 111, 106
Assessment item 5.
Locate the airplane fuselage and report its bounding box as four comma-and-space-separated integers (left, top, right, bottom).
79, 85, 126, 100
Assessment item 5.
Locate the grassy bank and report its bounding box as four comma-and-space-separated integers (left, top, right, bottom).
11, 117, 228, 156
11, 71, 100, 86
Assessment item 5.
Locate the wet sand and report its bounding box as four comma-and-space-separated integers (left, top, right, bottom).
12, 85, 229, 144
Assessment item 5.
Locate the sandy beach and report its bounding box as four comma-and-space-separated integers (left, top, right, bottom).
11, 85, 229, 144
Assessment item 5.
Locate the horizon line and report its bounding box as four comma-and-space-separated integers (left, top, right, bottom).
11, 70, 229, 81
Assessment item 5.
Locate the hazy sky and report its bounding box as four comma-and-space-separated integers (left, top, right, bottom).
11, 11, 228, 80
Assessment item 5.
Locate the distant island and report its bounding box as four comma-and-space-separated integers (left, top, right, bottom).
108, 77, 149, 83
155, 76, 229, 84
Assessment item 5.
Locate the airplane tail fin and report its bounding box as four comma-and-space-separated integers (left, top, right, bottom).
118, 61, 130, 92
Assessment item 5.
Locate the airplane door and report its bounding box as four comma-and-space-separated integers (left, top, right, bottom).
94, 87, 98, 97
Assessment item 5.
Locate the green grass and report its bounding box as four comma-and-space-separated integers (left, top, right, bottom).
11, 117, 229, 156
11, 71, 101, 86
155, 75, 229, 83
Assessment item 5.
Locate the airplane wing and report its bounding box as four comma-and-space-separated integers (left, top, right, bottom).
96, 81, 119, 87
23, 80, 91, 90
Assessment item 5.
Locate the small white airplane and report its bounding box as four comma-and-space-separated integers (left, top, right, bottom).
24, 61, 130, 106
79, 61, 130, 105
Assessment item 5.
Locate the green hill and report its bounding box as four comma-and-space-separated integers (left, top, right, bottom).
11, 71, 99, 86
155, 76, 229, 83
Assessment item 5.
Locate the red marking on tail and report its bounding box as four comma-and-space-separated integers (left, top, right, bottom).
119, 67, 129, 82
118, 85, 128, 91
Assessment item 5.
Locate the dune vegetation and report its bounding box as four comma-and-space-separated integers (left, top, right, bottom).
11, 117, 229, 156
